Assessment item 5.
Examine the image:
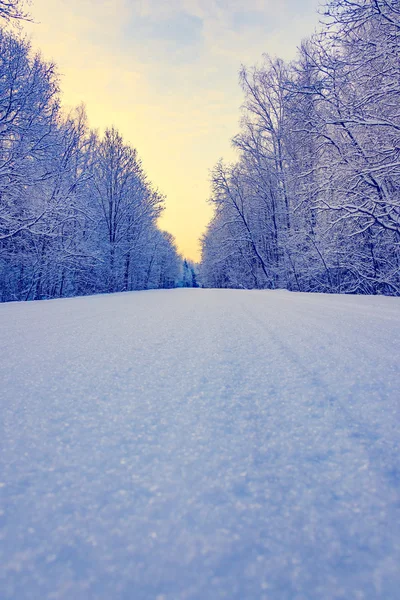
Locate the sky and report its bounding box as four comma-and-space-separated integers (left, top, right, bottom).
24, 0, 322, 261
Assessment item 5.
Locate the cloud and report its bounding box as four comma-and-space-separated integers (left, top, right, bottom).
132, 12, 203, 45
231, 10, 273, 32
122, 10, 204, 64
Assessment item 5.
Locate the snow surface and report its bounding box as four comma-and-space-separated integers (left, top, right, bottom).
1, 288, 400, 599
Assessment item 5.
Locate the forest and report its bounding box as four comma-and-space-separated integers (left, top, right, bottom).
1, 0, 399, 301
201, 0, 400, 295
0, 1, 180, 302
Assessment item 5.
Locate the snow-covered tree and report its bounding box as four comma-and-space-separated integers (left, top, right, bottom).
202, 0, 400, 296
0, 21, 180, 302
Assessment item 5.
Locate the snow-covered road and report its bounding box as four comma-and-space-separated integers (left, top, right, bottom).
1, 289, 400, 599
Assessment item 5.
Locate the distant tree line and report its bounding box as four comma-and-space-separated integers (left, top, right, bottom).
201, 0, 400, 295
180, 259, 199, 288
0, 7, 180, 302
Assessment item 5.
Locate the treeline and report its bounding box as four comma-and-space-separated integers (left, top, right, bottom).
0, 10, 180, 302
201, 0, 400, 295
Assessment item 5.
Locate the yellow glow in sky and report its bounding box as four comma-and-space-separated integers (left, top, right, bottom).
24, 0, 320, 261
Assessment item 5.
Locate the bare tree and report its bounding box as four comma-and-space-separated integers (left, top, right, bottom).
0, 0, 30, 22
